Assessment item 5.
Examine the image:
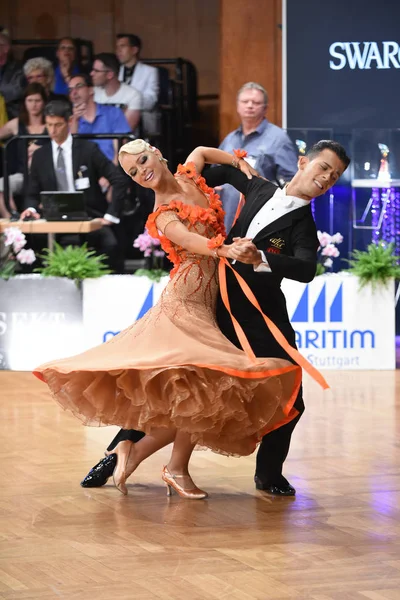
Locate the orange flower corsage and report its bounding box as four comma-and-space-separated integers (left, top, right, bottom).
176, 162, 197, 179
207, 234, 225, 249
233, 149, 248, 159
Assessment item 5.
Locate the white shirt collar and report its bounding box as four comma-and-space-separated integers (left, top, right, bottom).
51, 134, 73, 153
273, 185, 310, 208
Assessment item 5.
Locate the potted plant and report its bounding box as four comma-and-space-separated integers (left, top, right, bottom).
35, 242, 111, 283
0, 227, 36, 279
316, 230, 343, 275
346, 241, 400, 290
133, 229, 168, 282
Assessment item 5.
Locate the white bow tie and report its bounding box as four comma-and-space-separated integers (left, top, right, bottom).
274, 188, 294, 208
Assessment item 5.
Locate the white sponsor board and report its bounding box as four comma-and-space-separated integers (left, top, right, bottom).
281, 274, 395, 370
0, 274, 395, 371
82, 274, 169, 349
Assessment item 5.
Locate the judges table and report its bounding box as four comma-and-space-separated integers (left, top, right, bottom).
0, 218, 104, 250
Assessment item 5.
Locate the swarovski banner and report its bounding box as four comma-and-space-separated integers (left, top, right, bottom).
285, 0, 400, 129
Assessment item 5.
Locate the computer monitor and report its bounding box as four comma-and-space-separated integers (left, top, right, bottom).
40, 191, 91, 221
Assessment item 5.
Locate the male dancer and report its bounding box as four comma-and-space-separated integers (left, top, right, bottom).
81, 140, 350, 495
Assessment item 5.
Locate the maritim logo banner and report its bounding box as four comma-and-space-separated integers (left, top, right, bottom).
281, 275, 395, 370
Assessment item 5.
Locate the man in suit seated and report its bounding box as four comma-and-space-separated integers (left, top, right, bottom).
20, 99, 128, 272
116, 34, 159, 137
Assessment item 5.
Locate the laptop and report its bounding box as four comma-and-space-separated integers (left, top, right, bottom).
40, 191, 91, 221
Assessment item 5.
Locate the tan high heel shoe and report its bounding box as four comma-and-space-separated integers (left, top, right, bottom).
161, 466, 208, 499
112, 441, 136, 495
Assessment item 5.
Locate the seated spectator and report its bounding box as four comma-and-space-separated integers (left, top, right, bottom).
0, 82, 48, 217
23, 57, 69, 103
218, 81, 298, 230
116, 34, 159, 136
20, 99, 128, 272
54, 37, 80, 95
91, 53, 141, 133
0, 28, 24, 119
69, 73, 130, 163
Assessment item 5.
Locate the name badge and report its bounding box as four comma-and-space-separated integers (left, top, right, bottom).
244, 156, 257, 168
75, 177, 90, 190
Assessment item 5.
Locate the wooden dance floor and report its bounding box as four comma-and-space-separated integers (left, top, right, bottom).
1, 370, 400, 599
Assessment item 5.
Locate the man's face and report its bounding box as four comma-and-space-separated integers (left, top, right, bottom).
57, 38, 76, 64
0, 35, 10, 66
45, 115, 70, 145
69, 76, 91, 106
298, 149, 346, 199
90, 60, 111, 87
116, 37, 138, 64
237, 88, 266, 122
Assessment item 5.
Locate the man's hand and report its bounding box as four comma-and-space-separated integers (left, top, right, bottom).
100, 218, 113, 226
227, 237, 263, 266
19, 208, 40, 220
73, 103, 86, 118
238, 159, 259, 179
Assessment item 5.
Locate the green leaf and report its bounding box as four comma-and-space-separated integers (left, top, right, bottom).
345, 242, 400, 290
34, 242, 112, 282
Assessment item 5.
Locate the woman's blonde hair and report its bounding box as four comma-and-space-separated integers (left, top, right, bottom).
118, 139, 168, 172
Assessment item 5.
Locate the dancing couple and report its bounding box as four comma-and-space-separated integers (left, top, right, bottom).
35, 138, 350, 498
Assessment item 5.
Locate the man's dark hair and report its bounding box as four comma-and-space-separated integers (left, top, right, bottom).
70, 72, 93, 87
307, 140, 351, 169
44, 99, 73, 121
117, 33, 142, 52
94, 52, 120, 76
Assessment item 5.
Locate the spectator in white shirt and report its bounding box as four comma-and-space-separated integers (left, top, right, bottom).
91, 53, 142, 133
116, 34, 159, 135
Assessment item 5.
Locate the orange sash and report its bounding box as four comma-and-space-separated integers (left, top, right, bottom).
218, 257, 329, 390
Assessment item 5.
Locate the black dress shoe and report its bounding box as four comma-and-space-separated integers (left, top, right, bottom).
80, 454, 117, 488
254, 475, 296, 496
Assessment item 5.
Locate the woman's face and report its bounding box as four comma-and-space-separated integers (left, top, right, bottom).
120, 150, 165, 188
25, 93, 45, 117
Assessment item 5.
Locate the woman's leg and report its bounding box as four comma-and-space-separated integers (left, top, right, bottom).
166, 431, 196, 475
113, 427, 176, 494
163, 431, 207, 498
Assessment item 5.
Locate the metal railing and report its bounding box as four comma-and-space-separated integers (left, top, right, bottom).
1, 133, 136, 216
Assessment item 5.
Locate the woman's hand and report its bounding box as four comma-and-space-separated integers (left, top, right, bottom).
238, 159, 259, 179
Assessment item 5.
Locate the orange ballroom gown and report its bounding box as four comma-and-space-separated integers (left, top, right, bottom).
34, 166, 303, 457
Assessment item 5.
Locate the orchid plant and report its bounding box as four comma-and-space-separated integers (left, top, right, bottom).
133, 229, 168, 281
0, 227, 36, 279
316, 230, 343, 275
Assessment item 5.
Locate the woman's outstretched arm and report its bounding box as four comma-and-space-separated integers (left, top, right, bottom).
185, 146, 256, 178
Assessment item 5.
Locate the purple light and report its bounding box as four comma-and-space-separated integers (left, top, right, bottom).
371, 188, 380, 244
371, 186, 400, 256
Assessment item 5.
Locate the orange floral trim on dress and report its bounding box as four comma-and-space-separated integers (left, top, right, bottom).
207, 234, 225, 249
233, 149, 248, 158
176, 162, 197, 179
146, 163, 226, 278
